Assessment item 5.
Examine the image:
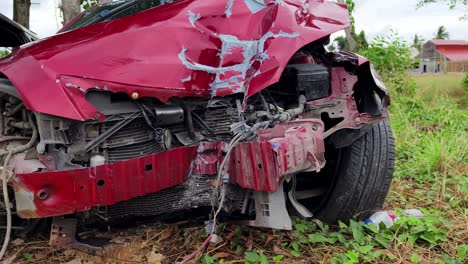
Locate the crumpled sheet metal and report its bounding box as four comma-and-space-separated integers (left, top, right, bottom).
0, 0, 349, 121
12, 146, 197, 218
229, 120, 325, 192
12, 119, 325, 218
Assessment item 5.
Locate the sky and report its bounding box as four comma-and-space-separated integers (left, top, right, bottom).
0, 0, 467, 41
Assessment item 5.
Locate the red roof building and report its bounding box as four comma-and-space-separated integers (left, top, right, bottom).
420, 40, 468, 73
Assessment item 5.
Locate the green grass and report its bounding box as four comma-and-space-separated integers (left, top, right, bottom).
0, 50, 9, 58
391, 74, 467, 192
5, 74, 468, 264
411, 74, 467, 108
382, 73, 467, 263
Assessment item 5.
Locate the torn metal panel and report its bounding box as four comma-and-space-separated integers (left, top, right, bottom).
178, 29, 300, 96
12, 146, 197, 218
0, 0, 349, 121
229, 120, 325, 192
303, 67, 387, 138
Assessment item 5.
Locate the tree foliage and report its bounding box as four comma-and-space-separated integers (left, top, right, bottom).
463, 74, 468, 90
0, 50, 10, 58
332, 36, 348, 51
81, 0, 99, 10
434, 25, 450, 39
360, 32, 415, 96
412, 34, 425, 51
357, 30, 369, 49
418, 0, 468, 19
417, 0, 468, 8
332, 30, 368, 51
331, 1, 368, 52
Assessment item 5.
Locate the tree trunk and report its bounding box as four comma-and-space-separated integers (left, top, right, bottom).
344, 27, 357, 51
13, 0, 31, 29
61, 0, 81, 24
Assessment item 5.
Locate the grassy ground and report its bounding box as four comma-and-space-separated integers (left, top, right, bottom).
3, 74, 467, 264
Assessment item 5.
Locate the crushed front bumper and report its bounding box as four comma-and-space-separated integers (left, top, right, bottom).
12, 119, 326, 219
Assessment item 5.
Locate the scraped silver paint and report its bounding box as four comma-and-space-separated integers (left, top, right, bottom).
225, 0, 269, 17
181, 5, 300, 95
65, 82, 86, 93
181, 76, 192, 83
187, 11, 201, 27
225, 0, 235, 17
179, 30, 299, 95
244, 0, 267, 14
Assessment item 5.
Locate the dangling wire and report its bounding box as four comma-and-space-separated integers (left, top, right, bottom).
210, 132, 245, 235
0, 150, 13, 260
0, 113, 38, 260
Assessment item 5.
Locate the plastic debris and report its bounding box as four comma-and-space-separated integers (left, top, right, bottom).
365, 209, 424, 228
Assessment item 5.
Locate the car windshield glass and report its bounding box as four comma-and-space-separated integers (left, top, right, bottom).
63, 0, 167, 32
103, 0, 164, 22
63, 1, 130, 32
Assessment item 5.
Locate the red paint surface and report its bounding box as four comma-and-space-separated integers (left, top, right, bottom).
229, 120, 325, 192
13, 146, 197, 218
0, 0, 349, 121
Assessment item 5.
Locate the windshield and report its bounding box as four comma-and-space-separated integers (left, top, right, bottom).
61, 0, 168, 32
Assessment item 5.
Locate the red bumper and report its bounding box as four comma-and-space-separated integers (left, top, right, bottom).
12, 120, 325, 218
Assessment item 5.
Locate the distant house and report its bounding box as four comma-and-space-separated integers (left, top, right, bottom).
419, 40, 468, 73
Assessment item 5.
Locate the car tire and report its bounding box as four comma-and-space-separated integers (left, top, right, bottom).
316, 120, 395, 223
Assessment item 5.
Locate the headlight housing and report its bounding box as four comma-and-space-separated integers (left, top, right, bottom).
370, 64, 387, 93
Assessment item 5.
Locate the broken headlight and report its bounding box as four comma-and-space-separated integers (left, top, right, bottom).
370, 64, 387, 93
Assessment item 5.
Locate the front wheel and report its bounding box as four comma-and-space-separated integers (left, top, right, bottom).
309, 120, 395, 223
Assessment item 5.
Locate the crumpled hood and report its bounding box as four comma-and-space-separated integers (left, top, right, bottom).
0, 0, 349, 121
0, 13, 39, 47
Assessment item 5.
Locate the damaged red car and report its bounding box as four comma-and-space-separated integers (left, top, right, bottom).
0, 0, 394, 251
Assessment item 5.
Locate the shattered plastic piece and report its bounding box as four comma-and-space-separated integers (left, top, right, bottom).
365, 209, 424, 229
209, 234, 224, 244
204, 220, 216, 234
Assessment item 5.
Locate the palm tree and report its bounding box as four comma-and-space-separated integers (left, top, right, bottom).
434, 26, 450, 39
412, 34, 425, 51
357, 30, 369, 49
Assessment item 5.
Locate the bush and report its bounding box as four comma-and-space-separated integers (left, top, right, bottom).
463, 74, 468, 91
0, 50, 9, 58
360, 31, 414, 96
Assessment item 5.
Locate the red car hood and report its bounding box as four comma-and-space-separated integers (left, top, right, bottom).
0, 0, 349, 121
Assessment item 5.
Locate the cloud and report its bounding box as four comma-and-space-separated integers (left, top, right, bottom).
353, 0, 468, 41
